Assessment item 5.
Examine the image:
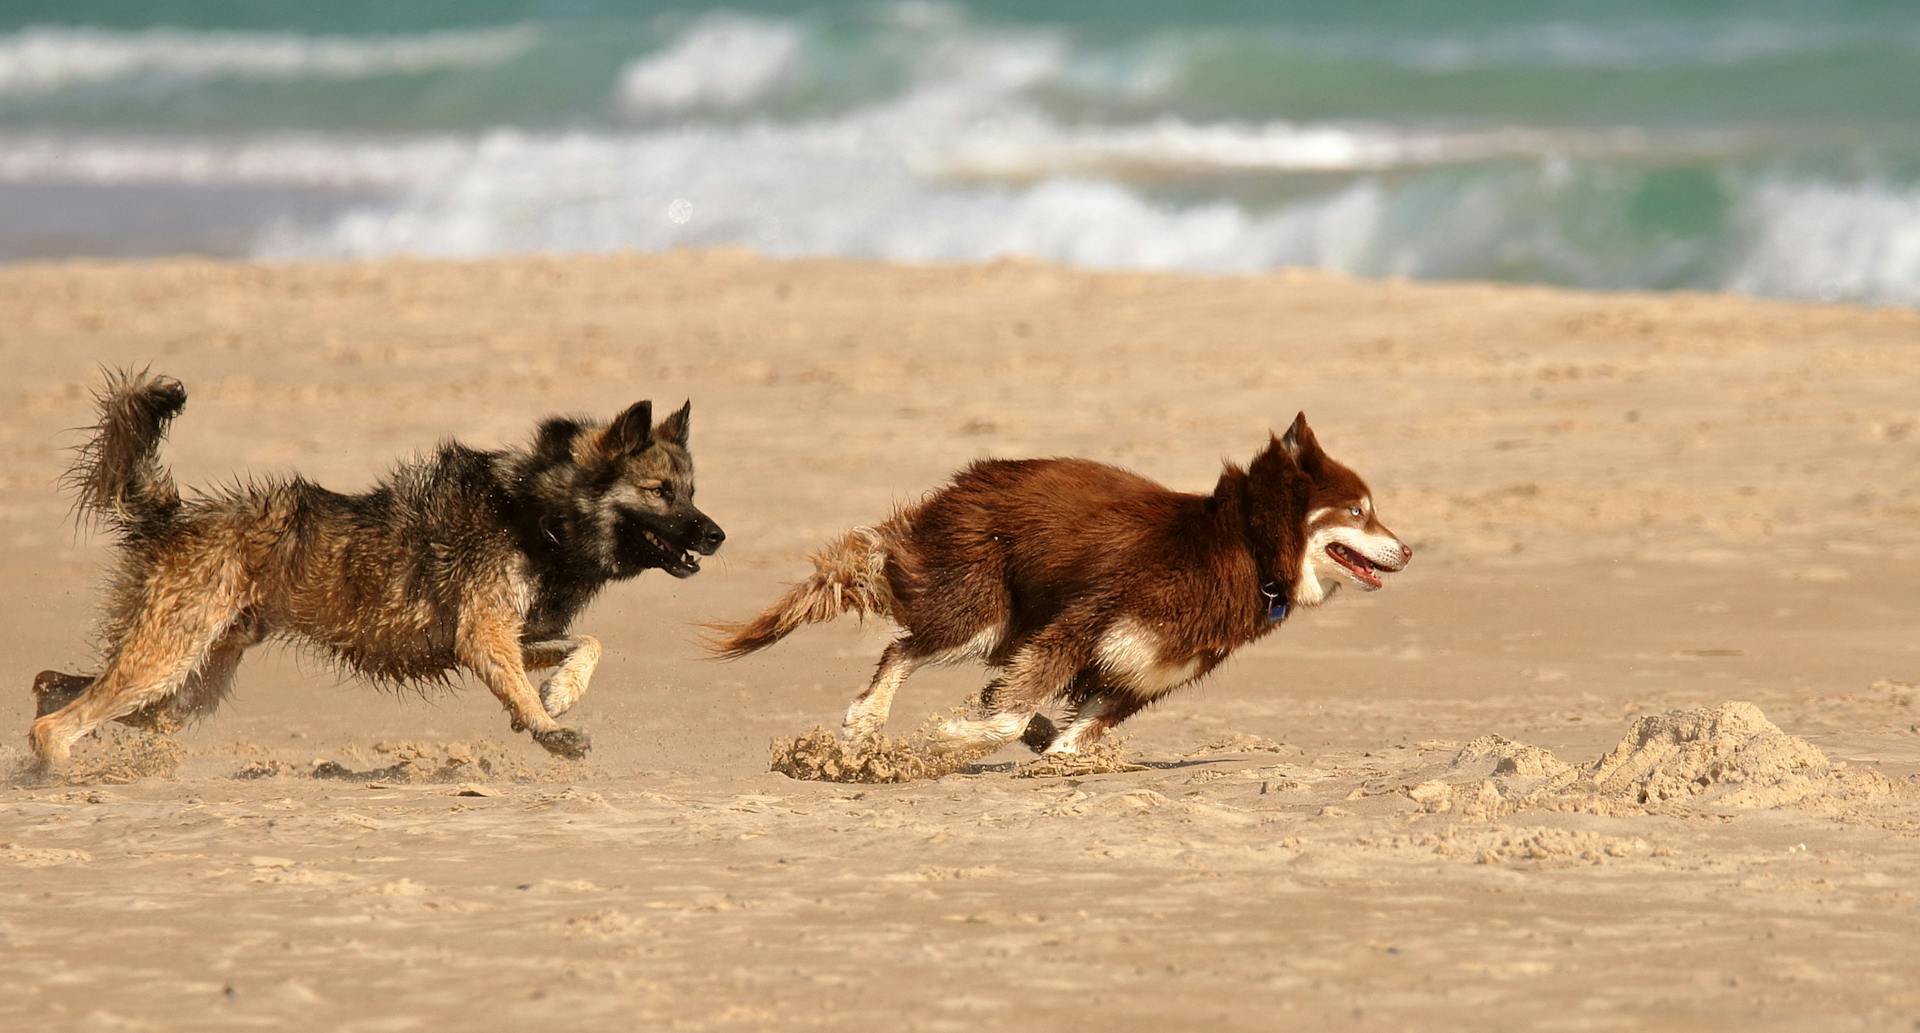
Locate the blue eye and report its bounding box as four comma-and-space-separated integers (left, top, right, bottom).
1348, 506, 1363, 518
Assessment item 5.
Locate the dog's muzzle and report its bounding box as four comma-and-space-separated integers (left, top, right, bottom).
618, 510, 724, 579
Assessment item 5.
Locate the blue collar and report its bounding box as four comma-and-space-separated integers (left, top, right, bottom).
1261, 580, 1290, 623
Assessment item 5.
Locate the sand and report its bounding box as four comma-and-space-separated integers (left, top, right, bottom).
1, 254, 1917, 1031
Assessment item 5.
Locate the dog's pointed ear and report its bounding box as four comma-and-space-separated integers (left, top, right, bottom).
1278, 411, 1323, 473
535, 417, 584, 464
605, 400, 653, 457
656, 400, 691, 449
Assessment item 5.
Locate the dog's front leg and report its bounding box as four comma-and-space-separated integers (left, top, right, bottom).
459, 619, 590, 759
522, 635, 602, 719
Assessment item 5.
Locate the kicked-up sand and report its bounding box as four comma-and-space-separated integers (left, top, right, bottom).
1, 254, 1918, 1031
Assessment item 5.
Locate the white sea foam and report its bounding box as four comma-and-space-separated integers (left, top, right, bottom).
1729, 180, 1920, 304
614, 14, 802, 113
931, 118, 1664, 178
1358, 21, 1873, 71
0, 134, 469, 188
0, 25, 536, 96
238, 127, 1400, 272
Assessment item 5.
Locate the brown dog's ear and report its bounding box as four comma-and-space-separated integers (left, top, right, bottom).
1278, 411, 1323, 474
605, 400, 653, 456
656, 400, 691, 449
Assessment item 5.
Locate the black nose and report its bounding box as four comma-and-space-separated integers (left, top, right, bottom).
696, 522, 726, 555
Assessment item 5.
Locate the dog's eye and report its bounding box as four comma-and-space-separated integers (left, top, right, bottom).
1348, 506, 1363, 518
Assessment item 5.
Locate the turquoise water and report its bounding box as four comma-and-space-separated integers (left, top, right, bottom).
3, 1, 1917, 302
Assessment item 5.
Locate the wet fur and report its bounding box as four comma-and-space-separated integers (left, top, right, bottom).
29, 370, 724, 770
710, 412, 1409, 758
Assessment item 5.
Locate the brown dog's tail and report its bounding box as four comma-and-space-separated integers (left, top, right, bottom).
65, 368, 188, 536
705, 522, 907, 660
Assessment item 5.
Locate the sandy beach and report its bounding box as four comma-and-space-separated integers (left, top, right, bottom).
1, 253, 1917, 1031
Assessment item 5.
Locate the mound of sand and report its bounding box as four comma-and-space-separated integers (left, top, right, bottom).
1572, 701, 1893, 809
1420, 702, 1896, 817
1406, 734, 1576, 820
1451, 734, 1573, 781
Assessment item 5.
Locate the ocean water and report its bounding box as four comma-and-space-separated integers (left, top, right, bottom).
3, 0, 1918, 303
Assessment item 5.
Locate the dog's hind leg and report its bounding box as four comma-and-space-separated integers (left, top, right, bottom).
523, 635, 602, 719
31, 626, 249, 735
156, 612, 268, 728
460, 614, 589, 760
841, 638, 924, 742
29, 602, 236, 770
34, 670, 185, 734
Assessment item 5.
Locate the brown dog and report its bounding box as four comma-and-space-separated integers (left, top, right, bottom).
29, 370, 724, 770
709, 413, 1409, 757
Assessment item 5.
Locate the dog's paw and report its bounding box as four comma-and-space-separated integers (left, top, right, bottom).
31, 671, 92, 718
533, 726, 591, 760
838, 717, 882, 744
25, 717, 73, 773
1020, 713, 1060, 754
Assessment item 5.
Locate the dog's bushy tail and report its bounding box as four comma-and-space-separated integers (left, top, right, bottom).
65, 369, 188, 536
705, 522, 907, 660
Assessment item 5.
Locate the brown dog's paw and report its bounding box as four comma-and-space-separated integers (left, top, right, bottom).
533, 726, 591, 760
1021, 713, 1060, 754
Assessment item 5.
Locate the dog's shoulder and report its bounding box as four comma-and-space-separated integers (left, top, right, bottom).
341, 440, 525, 549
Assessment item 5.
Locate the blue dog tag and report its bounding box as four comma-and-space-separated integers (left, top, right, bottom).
1260, 579, 1289, 623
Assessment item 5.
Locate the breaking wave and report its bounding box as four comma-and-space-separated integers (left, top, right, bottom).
0, 25, 536, 96
2, 2, 1918, 304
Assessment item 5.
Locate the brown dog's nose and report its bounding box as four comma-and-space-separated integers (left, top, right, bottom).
1400, 542, 1413, 565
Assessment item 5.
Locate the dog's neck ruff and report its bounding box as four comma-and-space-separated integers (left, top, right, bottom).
1221, 462, 1296, 627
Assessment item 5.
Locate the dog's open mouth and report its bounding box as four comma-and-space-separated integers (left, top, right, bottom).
640, 528, 702, 579
1327, 542, 1384, 590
